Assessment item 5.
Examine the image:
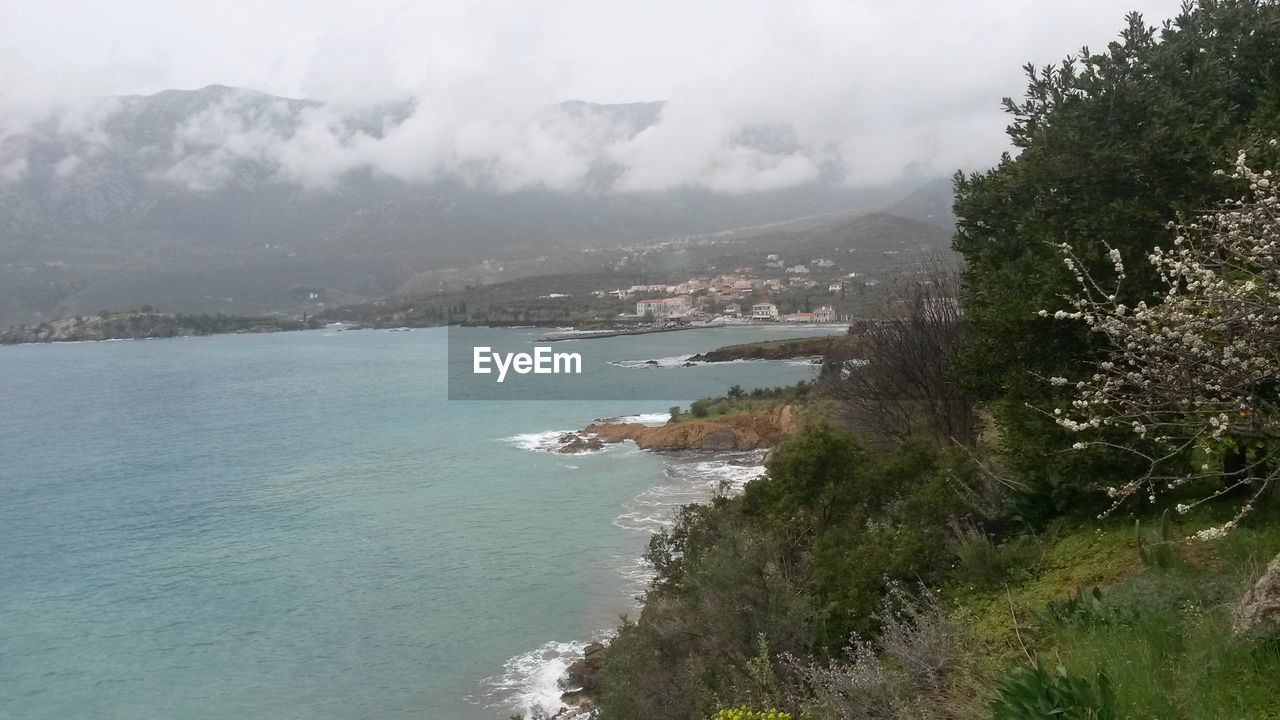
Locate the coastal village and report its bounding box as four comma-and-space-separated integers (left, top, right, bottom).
589, 253, 865, 325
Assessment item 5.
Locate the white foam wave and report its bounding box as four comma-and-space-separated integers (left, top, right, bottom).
485, 446, 769, 715
609, 354, 698, 368
503, 430, 575, 453
503, 429, 615, 456
607, 412, 670, 426
480, 640, 586, 717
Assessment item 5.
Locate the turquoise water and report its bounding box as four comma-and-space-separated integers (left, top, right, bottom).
0, 325, 838, 719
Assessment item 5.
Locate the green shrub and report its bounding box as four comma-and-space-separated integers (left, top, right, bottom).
948, 523, 1036, 589
1135, 510, 1176, 570
1034, 587, 1108, 631
991, 660, 1116, 720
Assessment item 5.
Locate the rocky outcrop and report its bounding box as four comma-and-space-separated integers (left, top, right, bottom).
553, 642, 606, 719
581, 404, 802, 452
689, 334, 863, 363
556, 434, 605, 454
1233, 552, 1280, 637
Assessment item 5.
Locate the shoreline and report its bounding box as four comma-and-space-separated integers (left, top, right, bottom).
536, 322, 848, 343
544, 446, 772, 720
502, 410, 790, 719
0, 317, 848, 349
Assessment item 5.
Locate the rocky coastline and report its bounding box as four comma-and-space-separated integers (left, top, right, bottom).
553, 404, 801, 454
687, 333, 861, 363
550, 641, 607, 719
541, 403, 804, 717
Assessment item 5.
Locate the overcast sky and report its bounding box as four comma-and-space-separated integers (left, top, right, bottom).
0, 0, 1188, 192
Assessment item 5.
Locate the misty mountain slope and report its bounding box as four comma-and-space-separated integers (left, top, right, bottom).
773, 211, 956, 275
795, 212, 952, 254
700, 211, 954, 269
0, 84, 940, 325
883, 177, 956, 228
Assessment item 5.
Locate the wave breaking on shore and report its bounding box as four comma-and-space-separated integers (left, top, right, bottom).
476, 639, 590, 717
487, 429, 769, 717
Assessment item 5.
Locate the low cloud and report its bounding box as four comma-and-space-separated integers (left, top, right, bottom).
0, 0, 1186, 193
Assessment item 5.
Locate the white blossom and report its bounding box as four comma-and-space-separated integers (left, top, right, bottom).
1041, 146, 1280, 537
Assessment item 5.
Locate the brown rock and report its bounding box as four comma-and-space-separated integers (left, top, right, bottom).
581, 404, 802, 452
556, 435, 604, 454
1233, 551, 1280, 637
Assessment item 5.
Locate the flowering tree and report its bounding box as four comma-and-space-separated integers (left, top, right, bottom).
1043, 143, 1279, 538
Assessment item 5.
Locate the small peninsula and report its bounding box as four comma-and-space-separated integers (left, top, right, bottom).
0, 311, 323, 345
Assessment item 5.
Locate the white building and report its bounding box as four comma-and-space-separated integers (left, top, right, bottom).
829, 281, 845, 292
776, 307, 837, 323
751, 302, 779, 320
629, 284, 671, 295
637, 296, 692, 318
636, 299, 670, 317
723, 303, 742, 317
786, 264, 810, 274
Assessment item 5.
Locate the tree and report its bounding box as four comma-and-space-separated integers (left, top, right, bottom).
1046, 147, 1280, 537
824, 256, 976, 448
952, 1, 1280, 506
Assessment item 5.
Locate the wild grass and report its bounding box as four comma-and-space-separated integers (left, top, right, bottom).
968, 512, 1280, 719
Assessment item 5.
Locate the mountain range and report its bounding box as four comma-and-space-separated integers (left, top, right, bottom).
0, 85, 951, 326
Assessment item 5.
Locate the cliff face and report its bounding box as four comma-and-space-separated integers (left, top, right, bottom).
581, 404, 801, 451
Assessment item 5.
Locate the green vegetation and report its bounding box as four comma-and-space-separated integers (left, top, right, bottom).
690, 335, 862, 364
708, 708, 792, 720
593, 424, 1280, 719
584, 4, 1280, 719
990, 661, 1115, 720
320, 272, 650, 328
680, 382, 813, 420
951, 0, 1280, 521
995, 519, 1280, 719
0, 310, 322, 344
595, 429, 975, 718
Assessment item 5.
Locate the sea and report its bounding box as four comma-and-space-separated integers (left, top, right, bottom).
0, 324, 843, 719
